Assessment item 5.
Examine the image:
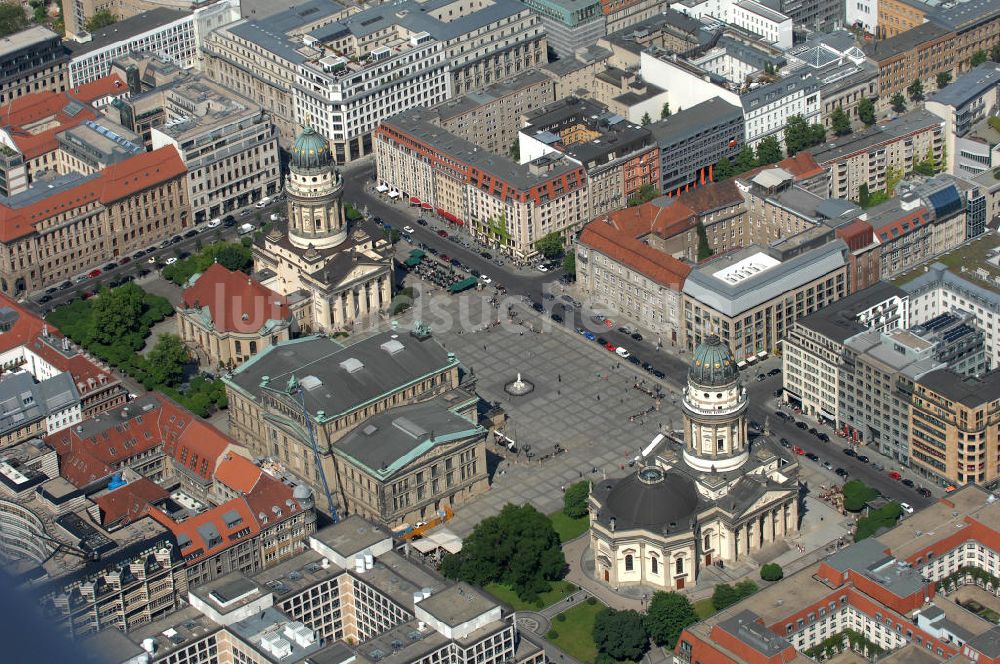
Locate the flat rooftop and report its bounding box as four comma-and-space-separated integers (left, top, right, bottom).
68, 8, 192, 57
309, 515, 391, 559
0, 25, 61, 56
878, 485, 1000, 560
808, 110, 944, 165
416, 582, 498, 627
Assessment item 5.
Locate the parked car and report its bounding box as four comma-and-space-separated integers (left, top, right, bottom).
104, 262, 118, 271
818, 433, 830, 442
916, 487, 932, 498
184, 229, 198, 238
88, 269, 102, 278
207, 218, 222, 228
796, 421, 808, 430
536, 264, 548, 272
768, 368, 782, 376
437, 230, 448, 238
856, 455, 870, 464
835, 468, 849, 478
479, 274, 491, 283
822, 460, 832, 470
805, 453, 819, 462
403, 225, 414, 233
627, 355, 641, 365
888, 471, 902, 481
223, 217, 237, 227
631, 332, 643, 341
900, 502, 914, 514
901, 479, 915, 488
551, 313, 563, 323
651, 369, 665, 379
779, 438, 791, 448
532, 302, 544, 312
57, 281, 72, 290
615, 347, 630, 358
164, 257, 178, 265
416, 218, 428, 226
583, 331, 596, 341
38, 295, 51, 304
792, 446, 805, 455
641, 362, 654, 372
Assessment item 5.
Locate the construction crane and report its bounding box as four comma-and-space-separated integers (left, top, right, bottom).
259, 374, 339, 522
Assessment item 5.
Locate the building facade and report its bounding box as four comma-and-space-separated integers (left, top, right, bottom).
0, 26, 68, 105
925, 62, 1000, 179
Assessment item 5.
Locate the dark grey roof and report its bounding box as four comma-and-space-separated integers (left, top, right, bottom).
68, 9, 191, 56
597, 467, 699, 530
433, 70, 552, 122
862, 22, 951, 61
226, 329, 457, 419
916, 368, 1000, 408
336, 401, 481, 477
968, 628, 1000, 659
603, 8, 703, 55
927, 0, 1000, 31
741, 70, 819, 111
926, 62, 1000, 109
808, 110, 944, 165
797, 282, 908, 343
826, 538, 926, 597
648, 98, 743, 148
718, 610, 792, 658
0, 372, 80, 436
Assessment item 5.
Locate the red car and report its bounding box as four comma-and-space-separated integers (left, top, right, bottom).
888, 471, 902, 481
88, 268, 102, 277
792, 446, 805, 455
437, 230, 448, 238
603, 342, 616, 351
439, 254, 450, 263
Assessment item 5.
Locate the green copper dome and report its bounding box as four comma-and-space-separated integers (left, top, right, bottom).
290, 125, 332, 171
689, 335, 739, 387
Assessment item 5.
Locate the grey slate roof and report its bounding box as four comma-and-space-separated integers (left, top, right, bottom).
903, 262, 1000, 308
682, 241, 848, 317
648, 97, 743, 148
916, 368, 1000, 408
797, 281, 908, 343
824, 538, 926, 598
226, 330, 457, 419
862, 22, 951, 61
808, 110, 943, 164
335, 401, 481, 477
926, 62, 1000, 109
0, 371, 80, 436
717, 610, 791, 658
741, 70, 819, 112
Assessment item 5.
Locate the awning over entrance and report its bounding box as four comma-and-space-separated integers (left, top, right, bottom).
448, 277, 478, 293
376, 184, 389, 193
437, 208, 464, 225
409, 196, 421, 205
404, 255, 422, 267
409, 249, 426, 259
421, 202, 433, 210
388, 190, 400, 198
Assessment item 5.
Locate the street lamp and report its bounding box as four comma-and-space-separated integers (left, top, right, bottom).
260, 373, 339, 521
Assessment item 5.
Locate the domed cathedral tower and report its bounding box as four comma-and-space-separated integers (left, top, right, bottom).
286, 126, 347, 250
682, 335, 749, 474
253, 126, 393, 333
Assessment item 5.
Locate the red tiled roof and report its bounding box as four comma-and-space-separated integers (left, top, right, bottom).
214, 452, 263, 494
48, 394, 238, 487
68, 74, 128, 105
873, 207, 930, 243
579, 202, 693, 288
58, 448, 113, 487
743, 152, 825, 182
0, 90, 98, 160
181, 263, 290, 334
675, 179, 743, 214
0, 293, 116, 399
93, 478, 168, 529
0, 147, 187, 242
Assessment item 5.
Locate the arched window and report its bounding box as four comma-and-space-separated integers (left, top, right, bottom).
675, 557, 684, 575
625, 554, 633, 571
704, 533, 711, 549
651, 556, 659, 575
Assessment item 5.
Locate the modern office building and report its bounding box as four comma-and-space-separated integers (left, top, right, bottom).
203, 0, 547, 162
910, 368, 1000, 486
675, 485, 1000, 663
114, 65, 282, 223
520, 0, 606, 58
925, 62, 1000, 179
0, 26, 68, 105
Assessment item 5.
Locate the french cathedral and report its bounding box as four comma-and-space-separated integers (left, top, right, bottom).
589, 335, 800, 590
253, 126, 393, 332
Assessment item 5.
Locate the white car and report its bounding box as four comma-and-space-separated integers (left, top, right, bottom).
164, 257, 178, 265
479, 275, 492, 284
147, 255, 158, 264
206, 218, 221, 228
900, 502, 914, 514
403, 225, 414, 234
537, 264, 548, 272
615, 347, 630, 358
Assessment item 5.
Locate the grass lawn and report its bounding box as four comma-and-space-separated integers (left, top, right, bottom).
694, 598, 716, 620
548, 600, 605, 662
549, 510, 589, 543
484, 580, 576, 611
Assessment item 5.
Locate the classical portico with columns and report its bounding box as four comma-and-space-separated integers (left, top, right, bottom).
253, 126, 393, 333
589, 335, 800, 592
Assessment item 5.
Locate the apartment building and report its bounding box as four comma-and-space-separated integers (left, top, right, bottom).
808, 109, 945, 200
203, 0, 546, 163
682, 240, 849, 359
676, 486, 1000, 663
648, 98, 744, 197
375, 108, 588, 262
429, 70, 555, 157
904, 262, 1000, 370
176, 263, 303, 370
732, 0, 793, 49
576, 200, 693, 343
0, 147, 189, 295
0, 371, 80, 447
519, 97, 660, 218
863, 23, 956, 111
910, 368, 1000, 486
0, 26, 68, 105
223, 327, 479, 513
783, 282, 910, 425
116, 68, 281, 224
925, 62, 1000, 179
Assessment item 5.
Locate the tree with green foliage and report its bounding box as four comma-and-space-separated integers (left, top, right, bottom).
641, 112, 652, 126
831, 107, 852, 136
992, 44, 1000, 62
936, 71, 952, 89
627, 183, 659, 206
510, 140, 520, 161
858, 97, 876, 126
661, 101, 671, 119
756, 136, 783, 165
92, 283, 145, 344
784, 115, 827, 154
913, 146, 937, 176
592, 608, 649, 662
86, 9, 116, 32
886, 163, 903, 196
855, 502, 903, 541
712, 580, 758, 611
563, 481, 589, 519
645, 591, 698, 648
696, 222, 713, 261
842, 480, 880, 512
858, 183, 871, 208
970, 50, 988, 67
534, 231, 564, 259
891, 92, 907, 113
760, 563, 784, 582
907, 79, 924, 101
161, 241, 253, 286
561, 251, 575, 278
440, 503, 565, 602
734, 144, 757, 172
145, 334, 189, 388
714, 157, 734, 180
0, 3, 29, 37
